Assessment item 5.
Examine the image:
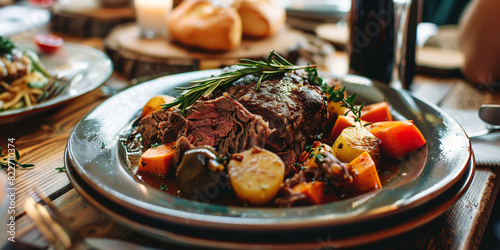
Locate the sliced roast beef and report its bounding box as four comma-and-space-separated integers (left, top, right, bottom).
158, 111, 188, 143
214, 73, 327, 154
138, 95, 275, 156
184, 95, 275, 156
137, 110, 171, 147
277, 151, 297, 178
139, 71, 327, 158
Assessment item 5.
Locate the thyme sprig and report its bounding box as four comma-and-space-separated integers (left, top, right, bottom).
322, 85, 368, 127
162, 51, 317, 114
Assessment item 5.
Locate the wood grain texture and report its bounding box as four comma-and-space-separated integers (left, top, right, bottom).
0, 89, 108, 218
104, 24, 322, 79
350, 168, 497, 250
49, 0, 135, 38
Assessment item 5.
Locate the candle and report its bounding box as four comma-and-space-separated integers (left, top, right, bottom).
134, 0, 173, 38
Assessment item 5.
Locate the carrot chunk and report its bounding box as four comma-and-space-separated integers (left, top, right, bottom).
292, 181, 326, 205
141, 95, 176, 118
138, 142, 176, 176
360, 102, 393, 123
329, 115, 371, 141
369, 121, 426, 159
345, 151, 381, 191
329, 115, 356, 141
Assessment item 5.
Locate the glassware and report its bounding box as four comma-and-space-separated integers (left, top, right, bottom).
392, 0, 412, 89
348, 0, 414, 89
134, 0, 173, 39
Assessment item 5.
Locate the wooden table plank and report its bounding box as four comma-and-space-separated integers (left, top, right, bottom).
354, 167, 499, 249
0, 89, 109, 217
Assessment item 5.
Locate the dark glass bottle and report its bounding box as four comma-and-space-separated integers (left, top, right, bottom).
401, 0, 420, 88
348, 0, 395, 84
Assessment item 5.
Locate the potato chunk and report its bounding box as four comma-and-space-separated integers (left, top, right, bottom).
331, 126, 381, 165
228, 147, 285, 205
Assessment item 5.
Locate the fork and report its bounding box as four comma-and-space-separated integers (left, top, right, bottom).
23, 190, 156, 250
23, 192, 86, 250
37, 62, 89, 103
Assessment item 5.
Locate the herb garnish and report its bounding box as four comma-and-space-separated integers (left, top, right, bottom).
305, 66, 323, 85
162, 51, 317, 114
55, 167, 66, 173
308, 145, 326, 162
160, 184, 168, 191
215, 156, 228, 164
0, 36, 16, 54
322, 85, 370, 127
0, 147, 35, 170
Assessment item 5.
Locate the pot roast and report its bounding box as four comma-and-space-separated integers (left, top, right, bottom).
138, 72, 327, 161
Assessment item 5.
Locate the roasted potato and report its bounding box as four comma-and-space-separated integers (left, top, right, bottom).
228, 147, 285, 205
331, 126, 381, 165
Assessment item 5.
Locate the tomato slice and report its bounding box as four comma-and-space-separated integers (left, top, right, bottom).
34, 34, 64, 54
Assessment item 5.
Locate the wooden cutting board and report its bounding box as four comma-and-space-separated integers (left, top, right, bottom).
105, 24, 309, 79
50, 0, 135, 37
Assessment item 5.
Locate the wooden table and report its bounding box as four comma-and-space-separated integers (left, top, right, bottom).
2, 34, 500, 249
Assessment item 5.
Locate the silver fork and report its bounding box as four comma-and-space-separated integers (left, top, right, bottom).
23, 191, 157, 250
23, 192, 86, 250
37, 61, 89, 103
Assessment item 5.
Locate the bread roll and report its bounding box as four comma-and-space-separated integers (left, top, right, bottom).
234, 0, 286, 38
168, 0, 242, 51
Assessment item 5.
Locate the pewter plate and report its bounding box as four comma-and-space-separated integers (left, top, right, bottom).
0, 42, 113, 123
66, 70, 471, 233
64, 150, 474, 248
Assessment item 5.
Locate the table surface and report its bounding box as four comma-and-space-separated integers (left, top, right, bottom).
2, 28, 500, 250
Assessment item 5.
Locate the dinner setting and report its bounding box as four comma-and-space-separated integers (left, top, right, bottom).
0, 0, 499, 249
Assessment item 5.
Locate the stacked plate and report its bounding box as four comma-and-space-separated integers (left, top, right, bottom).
65, 70, 473, 249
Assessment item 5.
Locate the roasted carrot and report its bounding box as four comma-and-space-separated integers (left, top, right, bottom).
141, 95, 176, 118
329, 115, 357, 141
345, 151, 381, 191
369, 121, 426, 159
360, 102, 393, 123
138, 142, 176, 176
292, 181, 326, 205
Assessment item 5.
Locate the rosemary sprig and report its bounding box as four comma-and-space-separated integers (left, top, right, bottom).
162, 51, 317, 114
323, 85, 368, 127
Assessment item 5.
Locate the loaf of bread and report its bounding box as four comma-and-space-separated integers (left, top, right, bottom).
234, 0, 286, 38
168, 0, 242, 51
